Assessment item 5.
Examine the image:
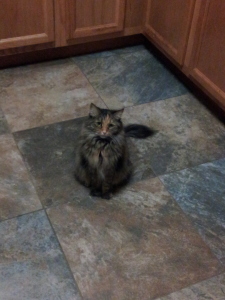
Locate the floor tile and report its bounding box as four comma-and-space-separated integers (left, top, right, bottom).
0, 59, 105, 132
157, 273, 225, 300
0, 134, 42, 221
47, 178, 222, 300
160, 158, 225, 262
73, 45, 189, 108
13, 114, 155, 208
0, 210, 81, 300
13, 118, 85, 208
126, 94, 225, 175
1, 44, 225, 299
0, 108, 9, 135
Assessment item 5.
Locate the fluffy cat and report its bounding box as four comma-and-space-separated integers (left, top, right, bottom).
75, 103, 153, 199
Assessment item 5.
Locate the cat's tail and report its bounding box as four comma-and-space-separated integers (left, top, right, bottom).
124, 124, 155, 139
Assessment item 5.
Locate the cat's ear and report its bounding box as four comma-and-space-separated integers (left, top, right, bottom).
113, 108, 124, 120
89, 103, 101, 117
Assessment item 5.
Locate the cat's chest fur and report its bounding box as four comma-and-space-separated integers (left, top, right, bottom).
86, 139, 112, 167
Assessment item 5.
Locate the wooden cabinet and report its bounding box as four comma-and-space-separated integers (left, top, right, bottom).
124, 0, 146, 35
144, 0, 195, 66
68, 0, 125, 38
0, 0, 54, 50
55, 0, 126, 46
184, 0, 225, 110
0, 0, 143, 52
1, 0, 225, 111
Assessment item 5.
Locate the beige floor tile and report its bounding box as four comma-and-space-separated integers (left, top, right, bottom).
0, 134, 42, 220
0, 59, 105, 132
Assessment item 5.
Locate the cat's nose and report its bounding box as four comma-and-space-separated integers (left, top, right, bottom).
101, 130, 107, 135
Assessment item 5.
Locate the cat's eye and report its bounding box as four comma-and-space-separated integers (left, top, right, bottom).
108, 124, 114, 128
96, 121, 101, 126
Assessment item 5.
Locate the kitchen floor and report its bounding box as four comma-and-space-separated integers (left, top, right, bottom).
0, 45, 225, 300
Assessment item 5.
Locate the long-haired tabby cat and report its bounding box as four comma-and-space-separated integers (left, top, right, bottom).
75, 103, 153, 199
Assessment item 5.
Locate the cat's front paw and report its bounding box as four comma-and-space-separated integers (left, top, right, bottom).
90, 189, 102, 197
101, 192, 112, 200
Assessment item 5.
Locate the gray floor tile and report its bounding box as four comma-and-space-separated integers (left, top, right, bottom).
160, 158, 225, 261
127, 94, 225, 174
0, 210, 82, 300
73, 45, 189, 107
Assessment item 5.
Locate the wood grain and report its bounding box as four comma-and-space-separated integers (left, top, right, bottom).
66, 0, 126, 39
0, 0, 54, 50
144, 0, 195, 66
124, 0, 145, 34
184, 0, 225, 110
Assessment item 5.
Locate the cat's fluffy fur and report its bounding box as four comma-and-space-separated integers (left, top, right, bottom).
75, 103, 153, 199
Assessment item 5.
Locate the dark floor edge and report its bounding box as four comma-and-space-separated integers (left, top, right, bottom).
0, 35, 144, 70
1, 34, 224, 124
143, 39, 225, 125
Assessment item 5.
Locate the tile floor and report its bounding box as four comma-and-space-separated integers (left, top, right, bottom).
0, 45, 225, 300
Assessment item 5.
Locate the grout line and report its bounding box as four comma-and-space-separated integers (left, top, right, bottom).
155, 271, 225, 300
11, 133, 44, 208
70, 57, 110, 109
44, 209, 84, 300
157, 155, 225, 178
11, 114, 86, 134
0, 208, 44, 225
0, 207, 84, 299
157, 173, 224, 266
69, 49, 149, 111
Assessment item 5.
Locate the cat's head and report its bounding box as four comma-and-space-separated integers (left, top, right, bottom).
86, 103, 124, 138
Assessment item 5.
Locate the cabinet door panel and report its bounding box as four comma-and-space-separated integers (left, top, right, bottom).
144, 0, 195, 65
185, 0, 225, 108
0, 0, 54, 50
67, 0, 126, 39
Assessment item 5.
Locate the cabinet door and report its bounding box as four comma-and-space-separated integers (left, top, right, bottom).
144, 0, 195, 66
184, 0, 225, 110
66, 0, 125, 40
0, 0, 54, 50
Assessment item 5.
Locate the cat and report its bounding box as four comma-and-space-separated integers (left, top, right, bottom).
75, 103, 153, 199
